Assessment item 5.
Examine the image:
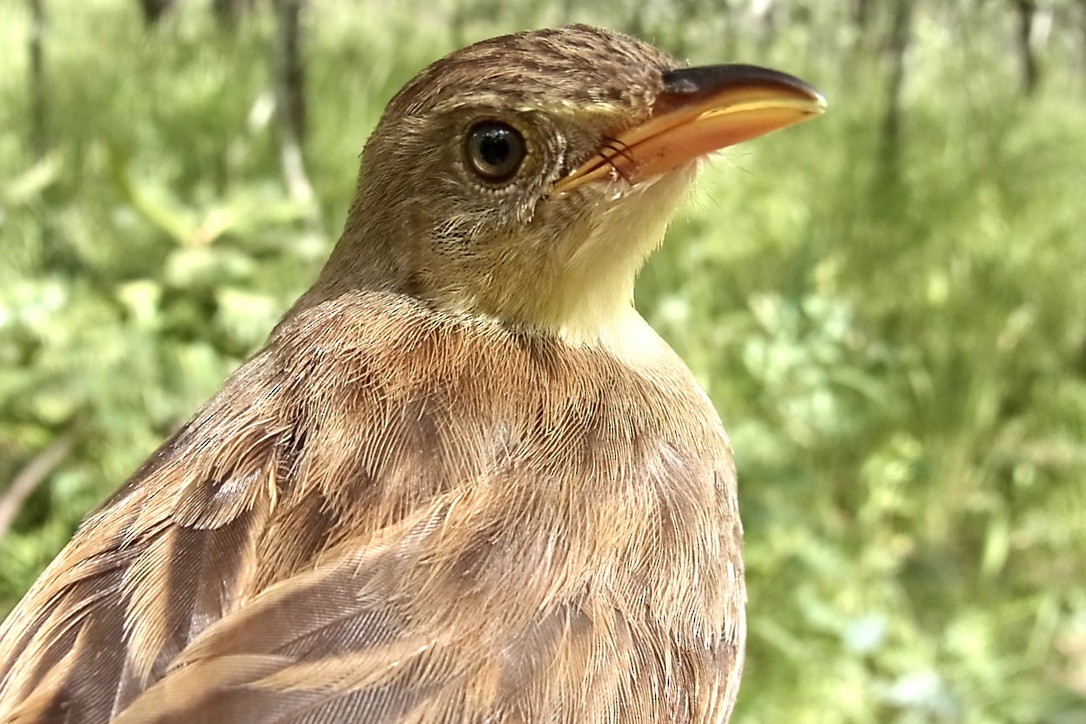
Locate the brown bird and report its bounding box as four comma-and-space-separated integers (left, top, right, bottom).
0, 25, 823, 723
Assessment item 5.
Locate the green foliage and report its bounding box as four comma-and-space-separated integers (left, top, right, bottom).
1, 1, 1083, 720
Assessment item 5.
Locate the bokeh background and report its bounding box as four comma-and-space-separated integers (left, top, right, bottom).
1, 0, 1084, 720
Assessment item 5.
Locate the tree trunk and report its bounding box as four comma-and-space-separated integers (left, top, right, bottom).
754, 0, 778, 57
1082, 0, 1086, 85
213, 0, 255, 27
717, 0, 737, 58
851, 0, 872, 31
879, 0, 912, 182
272, 0, 314, 208
1013, 0, 1040, 96
28, 0, 47, 157
137, 0, 174, 25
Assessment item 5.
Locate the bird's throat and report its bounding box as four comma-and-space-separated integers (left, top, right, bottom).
523, 167, 695, 357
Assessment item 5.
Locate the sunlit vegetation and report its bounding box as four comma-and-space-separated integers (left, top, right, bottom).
1, 1, 1084, 720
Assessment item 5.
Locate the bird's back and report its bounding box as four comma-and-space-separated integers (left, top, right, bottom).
0, 290, 744, 723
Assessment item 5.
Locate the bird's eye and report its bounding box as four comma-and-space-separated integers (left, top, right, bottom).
464, 121, 525, 183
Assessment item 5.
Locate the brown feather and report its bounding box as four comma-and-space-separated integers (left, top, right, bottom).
0, 24, 769, 723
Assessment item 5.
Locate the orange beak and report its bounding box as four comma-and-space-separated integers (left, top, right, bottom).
552, 65, 826, 194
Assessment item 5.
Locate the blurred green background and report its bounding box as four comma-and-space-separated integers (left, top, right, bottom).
1, 0, 1084, 720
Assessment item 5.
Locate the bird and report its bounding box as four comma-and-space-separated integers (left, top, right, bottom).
0, 24, 823, 723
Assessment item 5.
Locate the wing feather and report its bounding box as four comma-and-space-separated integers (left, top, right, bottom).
0, 300, 744, 722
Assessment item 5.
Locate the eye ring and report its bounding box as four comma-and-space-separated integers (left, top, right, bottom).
464, 121, 526, 183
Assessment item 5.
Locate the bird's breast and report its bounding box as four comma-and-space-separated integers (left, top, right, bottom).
263, 293, 743, 638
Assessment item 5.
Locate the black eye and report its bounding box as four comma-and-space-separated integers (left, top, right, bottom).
465, 121, 525, 182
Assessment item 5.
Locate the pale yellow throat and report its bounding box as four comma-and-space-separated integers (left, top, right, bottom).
536, 166, 696, 361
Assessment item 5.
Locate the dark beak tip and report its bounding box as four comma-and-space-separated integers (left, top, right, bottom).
662, 63, 824, 104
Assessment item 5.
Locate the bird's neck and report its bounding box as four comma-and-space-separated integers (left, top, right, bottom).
291, 170, 692, 365
573, 306, 675, 366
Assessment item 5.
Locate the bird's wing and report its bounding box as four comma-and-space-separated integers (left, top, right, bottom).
109, 479, 735, 724
0, 306, 741, 723
0, 350, 297, 721
1, 441, 728, 723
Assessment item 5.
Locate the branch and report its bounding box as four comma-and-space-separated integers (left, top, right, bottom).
0, 431, 76, 540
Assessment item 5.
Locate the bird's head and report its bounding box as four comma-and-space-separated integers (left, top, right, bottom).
312, 25, 824, 350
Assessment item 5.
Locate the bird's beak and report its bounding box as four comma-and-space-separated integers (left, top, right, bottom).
552, 65, 826, 194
